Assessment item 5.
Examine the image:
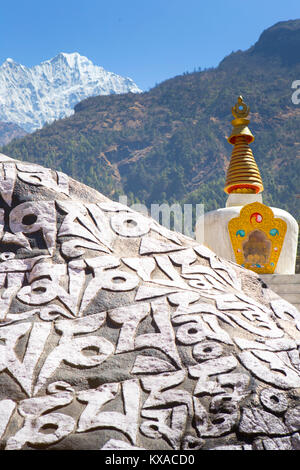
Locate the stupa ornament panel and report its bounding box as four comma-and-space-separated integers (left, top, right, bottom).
228, 202, 287, 274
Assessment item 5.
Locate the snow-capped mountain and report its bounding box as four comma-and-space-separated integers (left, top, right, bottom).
0, 52, 142, 133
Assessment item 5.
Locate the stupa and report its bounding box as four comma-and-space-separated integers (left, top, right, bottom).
199, 96, 299, 281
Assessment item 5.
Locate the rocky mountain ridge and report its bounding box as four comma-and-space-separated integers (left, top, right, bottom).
0, 52, 141, 133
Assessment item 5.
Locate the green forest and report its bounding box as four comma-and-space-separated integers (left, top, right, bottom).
1, 20, 300, 269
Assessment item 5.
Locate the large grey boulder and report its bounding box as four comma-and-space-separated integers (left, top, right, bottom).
0, 152, 299, 451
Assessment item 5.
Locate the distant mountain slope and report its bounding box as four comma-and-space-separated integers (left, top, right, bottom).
1, 20, 300, 222
0, 122, 27, 146
0, 52, 141, 132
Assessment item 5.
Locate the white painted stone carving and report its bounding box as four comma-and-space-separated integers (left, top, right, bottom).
131, 355, 176, 374
61, 238, 110, 258
239, 350, 300, 390
271, 298, 300, 331
34, 313, 112, 394
140, 406, 188, 449
9, 201, 56, 254
17, 164, 69, 195
6, 383, 75, 450
141, 370, 192, 413
0, 322, 52, 395
259, 388, 288, 414
109, 303, 150, 353
0, 155, 299, 450
0, 400, 16, 440
77, 379, 141, 445
80, 256, 139, 314
135, 299, 182, 367
0, 163, 16, 206
239, 407, 288, 436
111, 211, 151, 238
189, 356, 238, 395
140, 236, 184, 255
193, 397, 238, 437
101, 439, 146, 450
122, 256, 156, 281
17, 259, 86, 316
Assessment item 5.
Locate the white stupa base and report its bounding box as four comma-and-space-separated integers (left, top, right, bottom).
196, 206, 298, 275
226, 193, 263, 207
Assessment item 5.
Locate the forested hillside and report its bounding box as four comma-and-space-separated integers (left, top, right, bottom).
0, 122, 27, 146
2, 20, 300, 222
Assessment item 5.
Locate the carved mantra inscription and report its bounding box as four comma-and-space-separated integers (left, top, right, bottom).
0, 158, 299, 450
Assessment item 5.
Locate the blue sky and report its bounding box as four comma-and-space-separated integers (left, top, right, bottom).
0, 0, 299, 90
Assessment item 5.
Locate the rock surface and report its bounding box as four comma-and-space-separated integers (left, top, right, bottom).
0, 152, 299, 450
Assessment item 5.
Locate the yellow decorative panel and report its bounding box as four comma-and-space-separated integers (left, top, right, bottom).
228, 202, 287, 274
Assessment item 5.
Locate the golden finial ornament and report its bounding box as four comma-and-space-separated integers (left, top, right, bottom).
231, 95, 250, 119
224, 96, 264, 194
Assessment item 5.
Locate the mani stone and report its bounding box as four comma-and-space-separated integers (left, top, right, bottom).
0, 152, 299, 451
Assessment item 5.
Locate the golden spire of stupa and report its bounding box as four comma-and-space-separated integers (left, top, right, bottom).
224, 96, 264, 194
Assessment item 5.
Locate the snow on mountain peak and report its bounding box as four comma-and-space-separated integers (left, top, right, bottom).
0, 53, 142, 133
